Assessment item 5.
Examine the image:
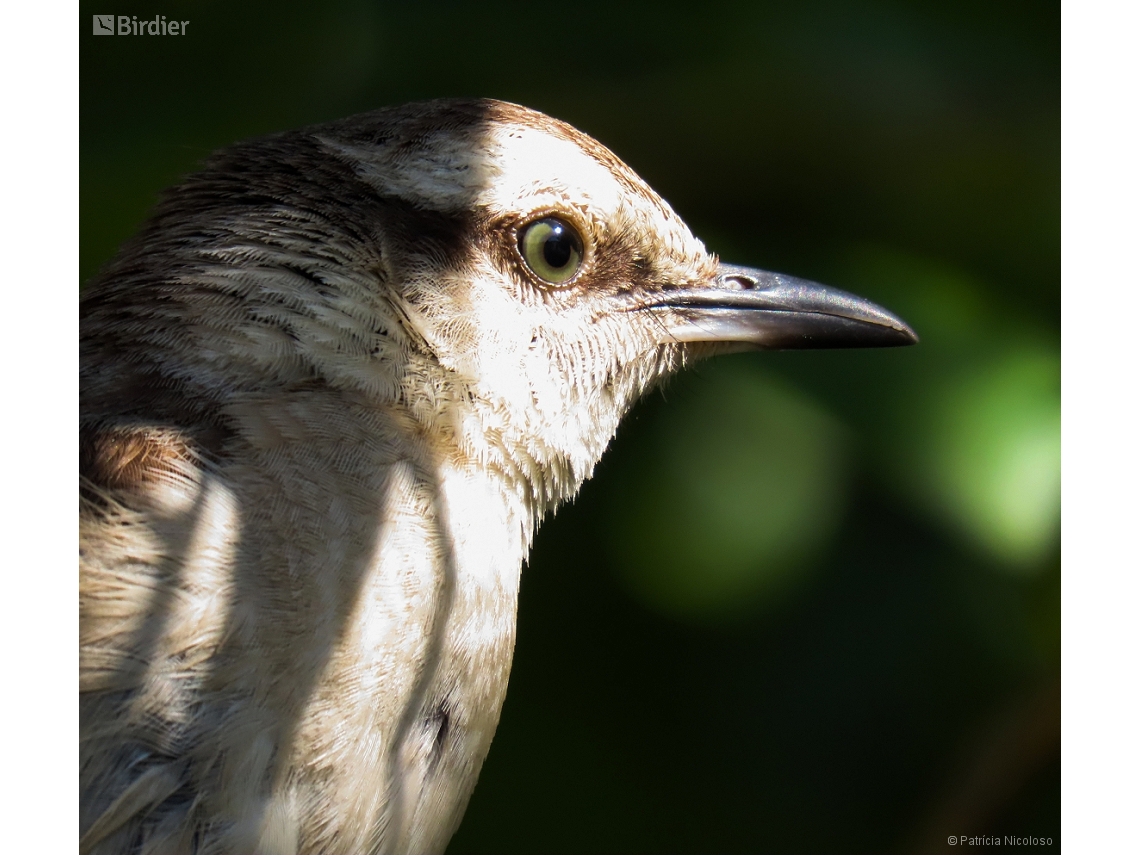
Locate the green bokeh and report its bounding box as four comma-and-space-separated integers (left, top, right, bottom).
918, 343, 1060, 568
839, 247, 1061, 570
605, 361, 847, 619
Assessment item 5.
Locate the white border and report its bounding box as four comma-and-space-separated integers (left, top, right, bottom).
0, 3, 79, 850
1062, 0, 1139, 849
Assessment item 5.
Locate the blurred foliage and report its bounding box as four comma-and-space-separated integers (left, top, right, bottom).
604, 361, 848, 620
81, 0, 1059, 852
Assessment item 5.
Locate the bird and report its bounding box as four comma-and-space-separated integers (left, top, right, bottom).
79, 98, 916, 855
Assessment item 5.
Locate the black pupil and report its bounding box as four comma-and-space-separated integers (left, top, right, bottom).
542, 224, 574, 269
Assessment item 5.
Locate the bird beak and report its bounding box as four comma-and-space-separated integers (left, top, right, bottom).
639, 263, 918, 349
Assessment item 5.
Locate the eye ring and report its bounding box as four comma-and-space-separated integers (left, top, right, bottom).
517, 216, 585, 286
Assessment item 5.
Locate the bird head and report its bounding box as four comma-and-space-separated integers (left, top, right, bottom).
83, 99, 914, 516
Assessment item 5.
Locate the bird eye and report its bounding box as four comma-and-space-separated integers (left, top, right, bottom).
518, 217, 584, 286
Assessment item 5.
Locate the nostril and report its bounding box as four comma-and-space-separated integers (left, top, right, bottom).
721, 274, 758, 291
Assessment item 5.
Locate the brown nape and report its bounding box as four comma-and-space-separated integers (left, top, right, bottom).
79, 425, 202, 495
79, 357, 239, 497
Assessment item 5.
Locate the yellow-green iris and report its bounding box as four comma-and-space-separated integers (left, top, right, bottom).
518, 217, 584, 285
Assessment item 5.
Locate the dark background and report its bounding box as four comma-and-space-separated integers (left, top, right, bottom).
81, 2, 1060, 852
